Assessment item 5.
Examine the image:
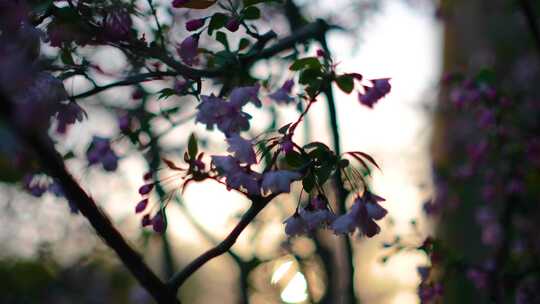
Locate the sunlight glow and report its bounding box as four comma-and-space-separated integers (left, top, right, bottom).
280, 272, 308, 303
271, 261, 294, 284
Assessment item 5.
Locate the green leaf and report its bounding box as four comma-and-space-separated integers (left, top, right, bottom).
238, 38, 250, 51
304, 141, 330, 152
213, 50, 237, 67
289, 57, 321, 71
277, 123, 291, 134
215, 31, 229, 51
60, 48, 74, 65
336, 74, 354, 94
243, 0, 280, 6
243, 6, 261, 20
475, 68, 496, 85
285, 151, 306, 168
157, 88, 177, 100
302, 173, 315, 192
188, 133, 198, 159
299, 68, 322, 85
208, 13, 227, 35
315, 164, 334, 185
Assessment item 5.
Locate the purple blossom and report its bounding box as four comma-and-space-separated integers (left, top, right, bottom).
225, 17, 240, 32
135, 199, 149, 213
55, 102, 86, 134
138, 183, 154, 195
86, 136, 119, 172
172, 0, 189, 8
186, 18, 205, 31
177, 34, 199, 66
300, 208, 335, 231
196, 94, 252, 135
280, 136, 294, 154
466, 268, 489, 289
268, 79, 295, 104
229, 84, 262, 108
118, 113, 131, 133
261, 170, 301, 195
141, 214, 152, 227
211, 155, 261, 194
284, 214, 307, 236
13, 72, 68, 130
226, 134, 257, 165
152, 212, 165, 233
104, 7, 132, 41
477, 107, 495, 129
358, 78, 391, 108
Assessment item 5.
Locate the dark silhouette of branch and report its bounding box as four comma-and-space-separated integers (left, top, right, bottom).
167, 194, 276, 293
0, 92, 180, 304
518, 0, 540, 56
72, 71, 178, 99
319, 35, 358, 304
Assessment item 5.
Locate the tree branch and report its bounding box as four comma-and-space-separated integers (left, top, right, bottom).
72, 71, 178, 99
69, 20, 333, 101
518, 0, 540, 56
0, 92, 180, 304
167, 194, 276, 293
320, 36, 358, 304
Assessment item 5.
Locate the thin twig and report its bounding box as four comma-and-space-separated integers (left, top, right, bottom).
72, 71, 178, 99
167, 194, 276, 292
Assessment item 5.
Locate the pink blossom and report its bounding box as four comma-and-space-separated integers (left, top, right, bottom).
261, 170, 301, 195
331, 192, 387, 237
211, 155, 261, 194
196, 94, 253, 135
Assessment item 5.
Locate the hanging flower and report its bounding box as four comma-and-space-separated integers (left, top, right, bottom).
261, 170, 301, 195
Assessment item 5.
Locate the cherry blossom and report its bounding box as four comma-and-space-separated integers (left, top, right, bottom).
261, 170, 301, 195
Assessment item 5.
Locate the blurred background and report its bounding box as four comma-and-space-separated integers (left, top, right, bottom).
1, 0, 539, 303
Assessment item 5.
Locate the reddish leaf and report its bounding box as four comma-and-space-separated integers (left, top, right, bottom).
352, 151, 381, 170
162, 158, 184, 171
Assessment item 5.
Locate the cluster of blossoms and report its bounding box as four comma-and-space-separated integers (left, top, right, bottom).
196, 85, 261, 135
410, 69, 540, 301
134, 61, 390, 236
86, 136, 120, 172
284, 191, 387, 237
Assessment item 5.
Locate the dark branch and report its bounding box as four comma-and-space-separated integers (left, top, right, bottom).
519, 0, 540, 56
167, 194, 275, 292
0, 92, 180, 304
72, 71, 178, 99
